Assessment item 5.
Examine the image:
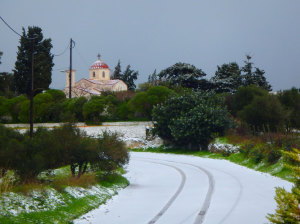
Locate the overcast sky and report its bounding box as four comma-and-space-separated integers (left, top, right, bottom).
1, 0, 299, 91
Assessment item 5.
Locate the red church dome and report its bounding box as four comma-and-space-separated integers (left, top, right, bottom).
90, 54, 109, 70
90, 60, 109, 70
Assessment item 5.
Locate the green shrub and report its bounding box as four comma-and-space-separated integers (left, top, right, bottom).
0, 124, 129, 182
152, 91, 231, 150
129, 86, 174, 119
278, 88, 300, 129
83, 96, 106, 124
267, 148, 300, 223
231, 85, 268, 116
263, 144, 282, 164
91, 131, 129, 172
238, 95, 286, 132
248, 145, 265, 163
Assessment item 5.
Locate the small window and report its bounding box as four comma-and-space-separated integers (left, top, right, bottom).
102, 71, 105, 78
93, 71, 95, 78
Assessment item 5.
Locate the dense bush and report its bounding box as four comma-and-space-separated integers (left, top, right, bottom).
91, 131, 129, 172
278, 88, 300, 130
0, 124, 129, 182
152, 91, 231, 150
83, 96, 106, 124
0, 95, 27, 123
231, 85, 268, 116
238, 95, 286, 132
129, 86, 174, 119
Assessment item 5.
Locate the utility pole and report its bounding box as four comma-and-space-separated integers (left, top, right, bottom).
69, 38, 74, 98
29, 39, 34, 138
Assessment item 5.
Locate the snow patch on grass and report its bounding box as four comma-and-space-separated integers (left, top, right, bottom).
0, 188, 65, 216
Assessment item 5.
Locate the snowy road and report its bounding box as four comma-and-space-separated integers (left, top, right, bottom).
75, 152, 293, 224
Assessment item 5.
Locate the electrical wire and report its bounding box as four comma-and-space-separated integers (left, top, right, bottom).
0, 15, 37, 40
1, 15, 74, 57
74, 45, 89, 68
53, 43, 69, 57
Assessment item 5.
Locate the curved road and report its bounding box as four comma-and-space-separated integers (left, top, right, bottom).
75, 152, 293, 224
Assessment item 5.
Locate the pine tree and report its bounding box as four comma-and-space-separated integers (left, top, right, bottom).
113, 60, 122, 79
0, 51, 3, 65
158, 62, 206, 89
148, 69, 158, 85
13, 26, 54, 96
241, 55, 272, 91
211, 62, 242, 93
122, 65, 139, 90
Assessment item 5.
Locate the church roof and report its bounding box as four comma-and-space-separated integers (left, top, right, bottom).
83, 78, 122, 86
89, 60, 109, 70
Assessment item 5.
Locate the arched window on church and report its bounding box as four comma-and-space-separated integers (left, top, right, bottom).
93, 71, 95, 78
102, 71, 105, 78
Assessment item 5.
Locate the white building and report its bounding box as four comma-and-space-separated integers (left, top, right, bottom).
63, 54, 127, 98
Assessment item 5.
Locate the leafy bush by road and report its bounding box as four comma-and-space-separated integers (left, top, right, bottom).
152, 91, 231, 150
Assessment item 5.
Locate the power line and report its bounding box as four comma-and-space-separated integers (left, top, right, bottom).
74, 45, 89, 68
1, 15, 74, 57
0, 16, 36, 40
53, 43, 70, 57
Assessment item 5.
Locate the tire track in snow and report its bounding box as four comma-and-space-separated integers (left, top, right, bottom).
135, 159, 186, 224
158, 159, 215, 224
139, 156, 243, 224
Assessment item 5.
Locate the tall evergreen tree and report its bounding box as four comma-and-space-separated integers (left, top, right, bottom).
122, 65, 139, 90
113, 60, 122, 79
241, 55, 271, 91
148, 69, 158, 85
0, 51, 3, 65
158, 62, 206, 89
211, 62, 242, 93
13, 26, 54, 96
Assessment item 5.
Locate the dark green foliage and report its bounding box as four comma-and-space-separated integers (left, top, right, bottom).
112, 60, 122, 79
112, 61, 138, 90
278, 88, 300, 129
241, 55, 272, 91
103, 95, 121, 120
152, 91, 231, 150
0, 124, 129, 182
83, 96, 105, 124
117, 102, 132, 120
158, 62, 207, 89
148, 69, 158, 86
0, 72, 15, 97
231, 85, 268, 115
60, 96, 87, 122
13, 26, 54, 96
211, 62, 242, 93
129, 86, 174, 119
238, 95, 286, 132
45, 89, 66, 102
122, 65, 139, 90
0, 95, 27, 122
91, 131, 129, 172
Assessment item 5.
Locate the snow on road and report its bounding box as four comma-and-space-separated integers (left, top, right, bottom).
75, 152, 293, 224
7, 123, 293, 223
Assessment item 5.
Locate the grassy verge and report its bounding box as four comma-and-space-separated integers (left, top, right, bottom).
0, 169, 129, 224
131, 147, 294, 182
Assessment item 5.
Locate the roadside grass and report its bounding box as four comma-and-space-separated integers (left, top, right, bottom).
131, 147, 294, 182
0, 166, 129, 224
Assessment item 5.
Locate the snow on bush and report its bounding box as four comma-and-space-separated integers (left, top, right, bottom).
208, 140, 240, 156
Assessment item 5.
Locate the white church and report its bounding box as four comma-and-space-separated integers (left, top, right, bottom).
63, 54, 127, 98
